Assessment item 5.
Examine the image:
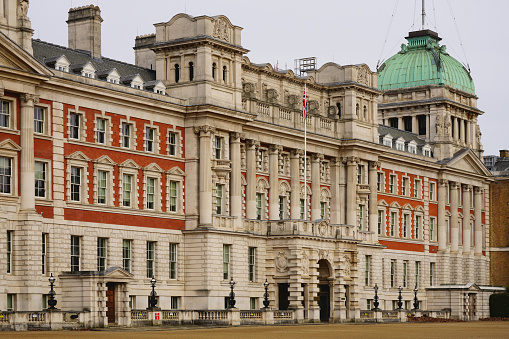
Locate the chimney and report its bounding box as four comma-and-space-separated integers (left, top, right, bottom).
67, 5, 103, 58
500, 150, 509, 158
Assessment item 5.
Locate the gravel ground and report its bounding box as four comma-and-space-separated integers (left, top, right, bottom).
1, 322, 508, 339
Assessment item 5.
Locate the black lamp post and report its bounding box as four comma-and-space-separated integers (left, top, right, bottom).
397, 286, 403, 310
48, 273, 57, 310
228, 277, 236, 308
373, 283, 380, 311
263, 279, 270, 309
148, 276, 158, 309
413, 284, 419, 310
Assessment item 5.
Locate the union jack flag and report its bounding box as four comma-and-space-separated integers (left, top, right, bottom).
302, 90, 307, 119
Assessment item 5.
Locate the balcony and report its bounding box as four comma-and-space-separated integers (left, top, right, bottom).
212, 159, 231, 178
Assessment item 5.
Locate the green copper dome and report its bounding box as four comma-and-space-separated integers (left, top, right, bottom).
378, 30, 475, 95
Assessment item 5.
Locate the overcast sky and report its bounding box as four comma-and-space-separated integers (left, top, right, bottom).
29, 0, 507, 156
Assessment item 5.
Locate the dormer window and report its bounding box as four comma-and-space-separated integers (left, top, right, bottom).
71, 62, 96, 79
395, 138, 405, 151
44, 55, 70, 73
422, 145, 432, 157
381, 134, 393, 148
407, 141, 417, 154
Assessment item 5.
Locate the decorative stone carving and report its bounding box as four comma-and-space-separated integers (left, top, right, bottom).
438, 179, 448, 187
229, 132, 242, 141
327, 106, 338, 119
436, 115, 443, 136
275, 252, 289, 273
444, 115, 451, 136
307, 100, 319, 114
246, 139, 260, 149
287, 94, 299, 109
266, 88, 278, 104
20, 93, 39, 105
357, 67, 369, 86
318, 222, 327, 237
343, 255, 351, 278
301, 252, 309, 275
319, 249, 329, 260
346, 156, 360, 165
368, 161, 381, 170
269, 144, 283, 154
194, 125, 216, 136
18, 0, 29, 19
212, 18, 230, 42
242, 82, 256, 99
311, 153, 324, 162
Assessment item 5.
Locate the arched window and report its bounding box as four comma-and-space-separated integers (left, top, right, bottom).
189, 62, 194, 81
336, 103, 342, 118
223, 66, 227, 82
174, 64, 180, 83
212, 63, 217, 80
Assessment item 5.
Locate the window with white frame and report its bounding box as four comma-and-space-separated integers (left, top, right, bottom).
122, 239, 131, 272
429, 182, 436, 201
390, 211, 397, 236
390, 260, 396, 288
365, 255, 371, 286
429, 217, 436, 241
358, 204, 365, 230
402, 177, 409, 196
223, 244, 230, 280
145, 127, 156, 152
320, 201, 326, 220
216, 184, 224, 214
168, 131, 178, 156
415, 261, 420, 288
122, 174, 133, 207
71, 235, 80, 272
378, 210, 385, 235
0, 100, 11, 128
35, 161, 47, 198
279, 196, 287, 220
7, 230, 13, 273
415, 215, 422, 239
377, 172, 384, 192
414, 179, 421, 198
214, 136, 223, 160
169, 180, 178, 212
169, 243, 178, 279
256, 193, 263, 220
146, 241, 155, 278
97, 170, 107, 204
70, 166, 82, 202
171, 297, 179, 309
42, 233, 48, 275
146, 177, 156, 209
389, 174, 396, 194
403, 213, 409, 237
395, 138, 405, 151
69, 112, 81, 140
96, 117, 107, 144
403, 261, 408, 288
429, 262, 435, 286
300, 198, 305, 220
383, 135, 392, 147
166, 167, 185, 214
0, 156, 12, 194
248, 247, 256, 282
121, 122, 132, 148
34, 107, 45, 134
357, 164, 363, 184
97, 238, 107, 271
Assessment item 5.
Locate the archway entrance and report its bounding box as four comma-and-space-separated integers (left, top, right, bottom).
317, 259, 332, 322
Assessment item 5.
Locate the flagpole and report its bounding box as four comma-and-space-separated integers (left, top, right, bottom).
304, 83, 307, 221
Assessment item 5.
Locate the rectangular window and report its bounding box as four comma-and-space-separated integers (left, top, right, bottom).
42, 233, 47, 275
256, 193, 263, 220
415, 261, 420, 288
123, 174, 132, 207
429, 182, 436, 201
250, 297, 257, 310
7, 294, 14, 311
403, 214, 409, 237
300, 199, 305, 220
249, 247, 256, 282
96, 118, 106, 144
169, 181, 178, 212
71, 236, 80, 272
414, 179, 421, 198
214, 136, 222, 160
146, 178, 155, 209
97, 170, 107, 204
430, 262, 435, 286
121, 123, 131, 148
0, 157, 12, 194
34, 107, 45, 134
279, 196, 285, 220
389, 174, 395, 193
169, 243, 178, 279
390, 212, 396, 236
123, 240, 131, 272
365, 255, 371, 286
168, 132, 177, 156
0, 100, 10, 128
35, 161, 46, 198
69, 112, 80, 139
402, 177, 409, 196
358, 205, 364, 230
377, 210, 384, 235
146, 241, 155, 278
171, 296, 179, 309
415, 215, 422, 239
145, 127, 155, 152
403, 261, 408, 287
390, 260, 396, 288
129, 296, 135, 309
7, 231, 13, 274
223, 244, 230, 280
216, 184, 223, 214
377, 172, 383, 192
97, 238, 107, 271
357, 165, 363, 184
70, 166, 81, 202
430, 217, 436, 241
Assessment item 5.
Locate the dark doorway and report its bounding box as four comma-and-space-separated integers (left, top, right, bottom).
106, 282, 116, 324
278, 283, 289, 310
403, 116, 412, 132
318, 284, 330, 322
417, 115, 427, 136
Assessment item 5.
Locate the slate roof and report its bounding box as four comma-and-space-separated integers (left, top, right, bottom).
32, 39, 156, 81
378, 125, 426, 146
493, 159, 509, 172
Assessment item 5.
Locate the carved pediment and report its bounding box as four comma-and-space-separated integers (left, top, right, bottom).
119, 159, 140, 169
94, 155, 116, 166
0, 139, 21, 151
0, 32, 53, 76
168, 166, 185, 176
66, 151, 91, 162
441, 149, 491, 176
145, 162, 163, 172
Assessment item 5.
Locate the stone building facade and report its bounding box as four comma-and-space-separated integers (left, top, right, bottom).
0, 1, 499, 326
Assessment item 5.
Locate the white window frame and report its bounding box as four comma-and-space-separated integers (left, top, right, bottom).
403, 261, 408, 288
216, 183, 225, 214
402, 177, 409, 196
119, 159, 140, 209
390, 260, 396, 288
168, 129, 182, 157
121, 121, 134, 149
145, 126, 157, 153
429, 217, 436, 242
0, 98, 14, 130
414, 179, 421, 199
389, 174, 397, 194
377, 172, 384, 192
122, 239, 132, 273
223, 244, 231, 280
377, 209, 385, 236
214, 136, 223, 160
403, 213, 410, 238
429, 182, 436, 201
7, 230, 13, 274
146, 241, 156, 278
97, 237, 107, 271
166, 167, 185, 214
35, 160, 50, 199
248, 247, 256, 282
144, 163, 163, 211
365, 255, 371, 286
70, 235, 81, 272
169, 243, 178, 280
34, 106, 47, 135
0, 156, 14, 195
390, 210, 398, 237
95, 116, 108, 145
68, 111, 85, 141
415, 214, 422, 239
94, 156, 115, 206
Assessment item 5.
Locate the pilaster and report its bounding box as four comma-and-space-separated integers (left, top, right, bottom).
194, 125, 216, 227
268, 145, 282, 220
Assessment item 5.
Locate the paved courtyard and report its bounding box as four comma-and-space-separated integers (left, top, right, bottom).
1, 322, 508, 339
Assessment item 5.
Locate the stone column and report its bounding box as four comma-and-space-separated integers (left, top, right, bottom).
230, 133, 242, 228
346, 157, 359, 226
310, 153, 323, 221
466, 120, 472, 146
450, 182, 459, 253
330, 157, 340, 224
20, 93, 38, 211
368, 161, 379, 242
268, 145, 282, 220
245, 139, 259, 219
474, 186, 483, 255
195, 126, 215, 227
462, 185, 471, 254
459, 119, 465, 144
290, 149, 302, 219
437, 179, 448, 251
453, 117, 459, 141
411, 115, 418, 134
